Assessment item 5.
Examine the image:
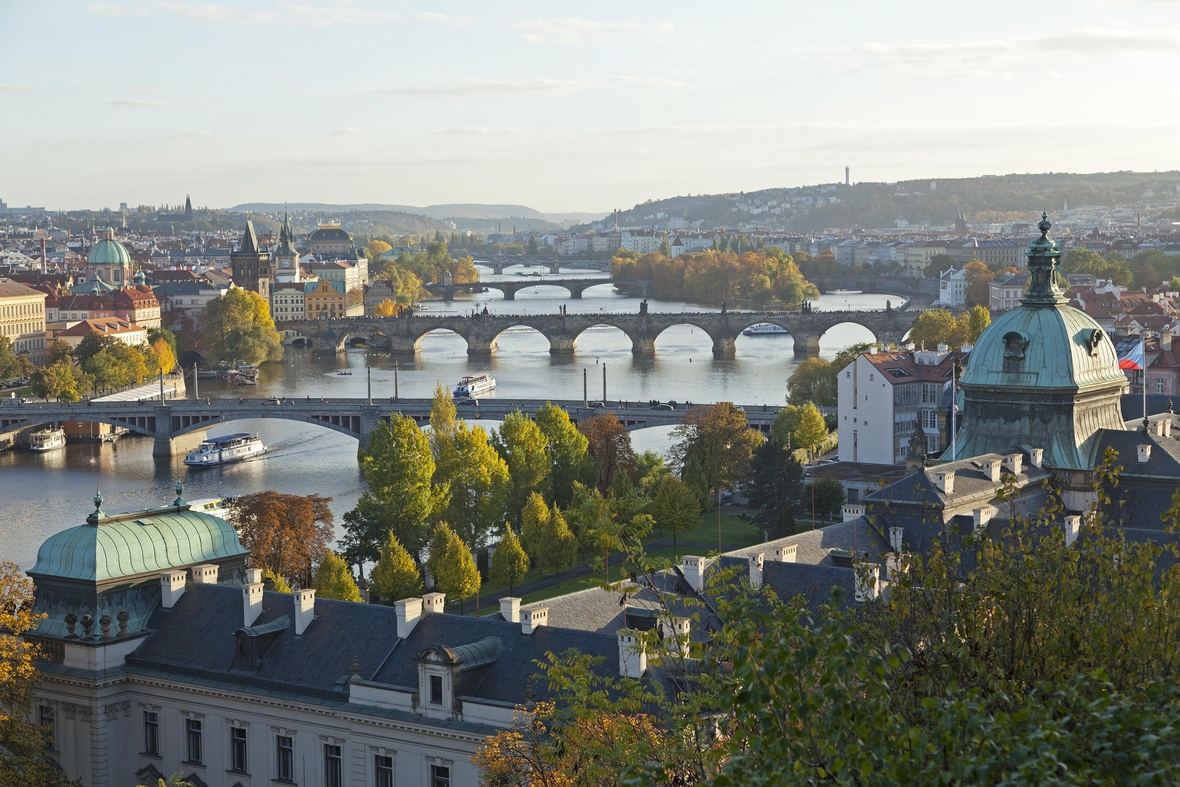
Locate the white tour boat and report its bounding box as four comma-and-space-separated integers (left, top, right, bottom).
454, 373, 496, 398
29, 427, 66, 452
741, 323, 789, 337
184, 433, 268, 467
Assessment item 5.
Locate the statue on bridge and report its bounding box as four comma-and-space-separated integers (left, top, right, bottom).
639, 299, 648, 316
721, 299, 727, 315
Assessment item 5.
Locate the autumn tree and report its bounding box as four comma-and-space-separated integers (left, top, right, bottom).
492, 410, 550, 524
436, 422, 510, 549
372, 298, 398, 317
793, 402, 829, 459
519, 491, 550, 561
426, 522, 480, 612
649, 474, 701, 548
29, 358, 88, 402
963, 303, 991, 344
671, 403, 764, 498
963, 259, 994, 307
490, 528, 529, 592
908, 308, 960, 349
199, 287, 283, 364
369, 532, 422, 603
535, 402, 596, 507
261, 567, 291, 593
365, 239, 393, 258
536, 504, 578, 577
313, 550, 362, 602
579, 412, 636, 491
149, 337, 176, 374
227, 492, 334, 587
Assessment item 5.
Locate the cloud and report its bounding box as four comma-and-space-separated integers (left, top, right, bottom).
90, 3, 150, 16
444, 126, 491, 134
378, 78, 590, 98
516, 17, 673, 44
0, 84, 34, 92
408, 12, 475, 25
330, 127, 366, 135
161, 3, 274, 24
612, 75, 687, 90
106, 99, 171, 108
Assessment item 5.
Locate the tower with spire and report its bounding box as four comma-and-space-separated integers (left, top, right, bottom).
230, 219, 274, 299
273, 211, 301, 283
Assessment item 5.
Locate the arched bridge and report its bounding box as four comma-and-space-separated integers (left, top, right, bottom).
423, 277, 652, 301
0, 398, 787, 457
283, 308, 918, 357
474, 258, 611, 274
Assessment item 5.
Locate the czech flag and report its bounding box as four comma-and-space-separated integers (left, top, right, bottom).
1119, 341, 1144, 371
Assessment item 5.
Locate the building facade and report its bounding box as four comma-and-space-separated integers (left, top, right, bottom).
0, 279, 48, 363
271, 282, 307, 322
54, 317, 147, 349
308, 223, 353, 256
230, 222, 274, 300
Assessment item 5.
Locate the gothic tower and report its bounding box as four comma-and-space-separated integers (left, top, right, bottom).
230, 220, 273, 299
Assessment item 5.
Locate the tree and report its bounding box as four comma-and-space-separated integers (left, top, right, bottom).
535, 402, 596, 507
786, 357, 835, 406
792, 402, 829, 459
313, 550, 362, 602
346, 288, 365, 307
671, 402, 763, 496
923, 252, 955, 278
769, 405, 801, 447
29, 359, 87, 402
659, 233, 671, 257
227, 492, 334, 587
369, 532, 423, 603
566, 483, 652, 582
436, 423, 510, 549
0, 561, 78, 787
492, 411, 550, 524
0, 335, 33, 380
149, 337, 176, 374
199, 287, 283, 364
519, 491, 550, 561
490, 528, 529, 592
426, 522, 480, 611
806, 474, 845, 520
634, 450, 666, 495
964, 259, 994, 307
908, 308, 959, 349
681, 456, 711, 510
579, 412, 636, 491
261, 567, 291, 593
649, 474, 701, 548
527, 235, 539, 256
536, 504, 578, 577
365, 239, 392, 257
372, 298, 397, 317
963, 303, 991, 344
428, 381, 456, 459
746, 439, 806, 538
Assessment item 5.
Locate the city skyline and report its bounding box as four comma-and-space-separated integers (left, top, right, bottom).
4, 1, 1180, 212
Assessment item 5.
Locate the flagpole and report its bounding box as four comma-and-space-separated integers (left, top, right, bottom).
1143, 330, 1149, 430
951, 357, 958, 461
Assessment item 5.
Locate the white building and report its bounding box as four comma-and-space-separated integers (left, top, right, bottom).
271, 282, 307, 322
0, 279, 48, 363
837, 346, 968, 464
938, 265, 970, 307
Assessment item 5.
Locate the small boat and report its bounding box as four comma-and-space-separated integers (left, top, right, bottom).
336, 370, 353, 376
742, 324, 789, 337
29, 427, 66, 452
187, 497, 227, 514
184, 433, 268, 467
454, 373, 496, 398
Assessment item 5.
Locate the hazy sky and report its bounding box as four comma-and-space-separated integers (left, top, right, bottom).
3, 0, 1180, 214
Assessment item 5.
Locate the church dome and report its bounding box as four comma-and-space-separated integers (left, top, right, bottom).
88, 236, 132, 266
309, 226, 351, 243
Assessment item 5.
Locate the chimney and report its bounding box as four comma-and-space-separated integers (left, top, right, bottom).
1064, 515, 1082, 547
1138, 444, 1152, 463
520, 605, 548, 635
748, 553, 764, 588
160, 570, 186, 609
775, 544, 798, 563
41, 237, 47, 274
499, 596, 521, 624
617, 629, 647, 678
888, 527, 903, 553
661, 616, 692, 658
842, 503, 865, 522
982, 459, 1002, 483
422, 592, 446, 614
1029, 448, 1044, 468
973, 506, 995, 533
395, 597, 422, 639
681, 556, 708, 593
294, 589, 316, 636
1005, 454, 1023, 476
190, 564, 219, 584
854, 563, 880, 602
1163, 330, 1173, 351
933, 470, 955, 494
1154, 418, 1172, 438
243, 570, 264, 627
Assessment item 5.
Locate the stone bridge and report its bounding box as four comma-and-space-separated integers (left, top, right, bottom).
0, 397, 786, 457
475, 258, 610, 274
809, 275, 939, 300
423, 277, 652, 301
283, 308, 918, 357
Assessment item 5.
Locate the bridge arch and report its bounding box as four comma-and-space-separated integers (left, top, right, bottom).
647, 320, 724, 357
2, 413, 157, 440
569, 321, 646, 356
816, 320, 881, 353
171, 411, 363, 440
489, 323, 555, 354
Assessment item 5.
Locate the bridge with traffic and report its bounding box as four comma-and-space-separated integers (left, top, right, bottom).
423, 276, 652, 301
0, 397, 788, 457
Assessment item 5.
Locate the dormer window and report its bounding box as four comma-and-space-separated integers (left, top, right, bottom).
429, 675, 443, 705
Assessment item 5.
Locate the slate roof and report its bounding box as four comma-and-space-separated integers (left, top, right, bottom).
867, 449, 1052, 509
760, 561, 856, 613
727, 518, 892, 567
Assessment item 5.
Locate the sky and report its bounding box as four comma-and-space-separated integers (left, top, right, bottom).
3, 0, 1180, 214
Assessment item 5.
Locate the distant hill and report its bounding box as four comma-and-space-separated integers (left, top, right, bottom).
227, 202, 604, 224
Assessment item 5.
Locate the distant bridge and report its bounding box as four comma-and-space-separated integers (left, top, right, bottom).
423, 277, 652, 301
281, 308, 918, 356
474, 258, 611, 274
808, 275, 939, 300
0, 397, 788, 457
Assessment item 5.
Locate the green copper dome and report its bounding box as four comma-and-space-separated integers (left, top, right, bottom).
88, 237, 132, 266
29, 508, 249, 583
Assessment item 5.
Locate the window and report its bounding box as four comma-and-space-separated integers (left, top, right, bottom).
39, 705, 55, 750
144, 711, 159, 755
324, 744, 342, 787
185, 718, 203, 764
276, 735, 294, 782
1157, 379, 1166, 394
431, 765, 451, 787
429, 674, 443, 705
231, 727, 248, 773
375, 755, 394, 787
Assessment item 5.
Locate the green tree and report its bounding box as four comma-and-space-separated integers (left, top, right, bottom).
427, 522, 480, 611
769, 405, 801, 447
923, 252, 955, 278
566, 483, 652, 582
313, 550, 362, 602
536, 505, 578, 577
519, 492, 550, 561
492, 411, 551, 524
199, 287, 283, 364
29, 359, 87, 402
908, 308, 959, 349
806, 474, 845, 520
681, 456, 711, 510
535, 402, 596, 507
745, 439, 806, 538
369, 532, 423, 603
793, 402, 829, 459
436, 423, 510, 549
490, 528, 529, 592
261, 567, 291, 593
786, 357, 835, 406
527, 235, 539, 256
428, 381, 457, 459
649, 474, 701, 548
659, 233, 671, 256
634, 450, 666, 495
0, 336, 33, 380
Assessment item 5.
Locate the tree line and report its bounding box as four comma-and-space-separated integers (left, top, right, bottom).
27, 328, 177, 402
611, 248, 820, 307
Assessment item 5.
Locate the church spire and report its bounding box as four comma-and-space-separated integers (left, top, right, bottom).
1021, 212, 1067, 306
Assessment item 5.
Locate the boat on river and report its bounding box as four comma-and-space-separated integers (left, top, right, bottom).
454, 373, 496, 398
741, 323, 789, 337
29, 427, 66, 452
184, 433, 268, 467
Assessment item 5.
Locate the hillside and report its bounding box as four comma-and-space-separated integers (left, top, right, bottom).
228, 202, 602, 224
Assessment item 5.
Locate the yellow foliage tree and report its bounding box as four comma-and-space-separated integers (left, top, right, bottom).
150, 337, 176, 374
372, 298, 398, 317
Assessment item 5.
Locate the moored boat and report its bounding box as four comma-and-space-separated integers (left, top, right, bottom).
29, 427, 66, 452
184, 433, 267, 467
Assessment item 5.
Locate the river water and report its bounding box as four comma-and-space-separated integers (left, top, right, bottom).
0, 264, 892, 569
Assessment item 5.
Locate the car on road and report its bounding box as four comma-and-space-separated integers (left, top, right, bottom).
457, 398, 480, 406
587, 400, 606, 409
652, 403, 674, 410
262, 398, 281, 405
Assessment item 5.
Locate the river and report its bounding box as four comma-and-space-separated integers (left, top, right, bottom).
0, 264, 893, 569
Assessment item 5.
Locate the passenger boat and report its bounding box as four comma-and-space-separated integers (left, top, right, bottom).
741, 323, 789, 337
454, 373, 496, 398
29, 427, 66, 452
184, 433, 267, 467
234, 365, 260, 385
